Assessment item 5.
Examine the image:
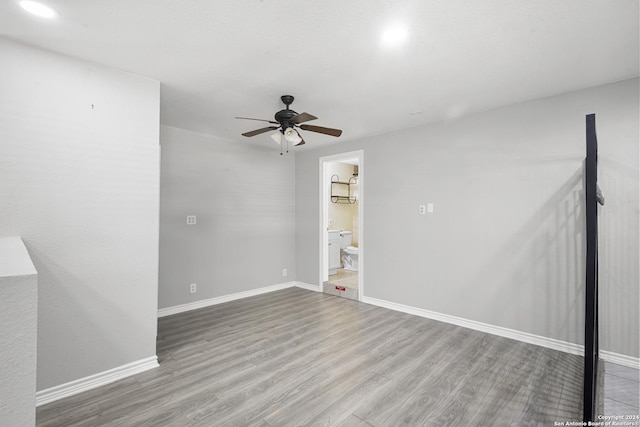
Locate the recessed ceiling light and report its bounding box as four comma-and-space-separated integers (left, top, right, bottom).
19, 1, 58, 19
381, 24, 409, 47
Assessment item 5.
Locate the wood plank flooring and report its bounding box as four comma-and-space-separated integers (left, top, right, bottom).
37, 287, 584, 426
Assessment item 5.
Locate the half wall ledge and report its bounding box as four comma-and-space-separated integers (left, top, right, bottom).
0, 236, 38, 427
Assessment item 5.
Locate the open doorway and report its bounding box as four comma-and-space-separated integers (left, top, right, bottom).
319, 150, 363, 301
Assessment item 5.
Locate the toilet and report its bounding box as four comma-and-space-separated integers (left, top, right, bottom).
339, 230, 359, 271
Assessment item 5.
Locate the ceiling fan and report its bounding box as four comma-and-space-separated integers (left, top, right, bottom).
236, 95, 342, 154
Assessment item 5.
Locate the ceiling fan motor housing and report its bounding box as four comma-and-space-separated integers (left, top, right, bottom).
274, 95, 297, 131
274, 108, 298, 131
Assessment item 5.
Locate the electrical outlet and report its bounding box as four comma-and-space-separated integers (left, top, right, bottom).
189, 283, 197, 293
186, 215, 196, 225
282, 268, 288, 277
419, 205, 426, 215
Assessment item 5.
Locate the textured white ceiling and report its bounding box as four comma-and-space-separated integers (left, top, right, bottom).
1, 0, 638, 149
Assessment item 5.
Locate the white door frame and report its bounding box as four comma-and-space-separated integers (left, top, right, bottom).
319, 150, 364, 300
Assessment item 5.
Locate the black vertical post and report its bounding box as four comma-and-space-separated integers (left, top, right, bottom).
583, 113, 599, 421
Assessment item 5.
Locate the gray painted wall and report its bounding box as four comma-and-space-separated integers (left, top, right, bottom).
158, 125, 296, 308
0, 39, 161, 390
295, 79, 639, 358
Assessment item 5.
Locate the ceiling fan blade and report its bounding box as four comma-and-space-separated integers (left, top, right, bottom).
291, 112, 317, 124
242, 126, 279, 137
235, 116, 279, 124
299, 124, 342, 137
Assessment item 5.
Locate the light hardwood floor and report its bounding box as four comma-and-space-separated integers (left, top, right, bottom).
37, 287, 584, 426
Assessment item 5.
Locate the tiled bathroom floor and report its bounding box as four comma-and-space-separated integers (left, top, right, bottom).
602, 361, 640, 418
327, 268, 358, 289
323, 268, 359, 300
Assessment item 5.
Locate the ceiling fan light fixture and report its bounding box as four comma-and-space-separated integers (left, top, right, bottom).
284, 127, 303, 145
270, 131, 282, 144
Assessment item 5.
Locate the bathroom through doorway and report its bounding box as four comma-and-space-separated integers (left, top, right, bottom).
319, 150, 363, 301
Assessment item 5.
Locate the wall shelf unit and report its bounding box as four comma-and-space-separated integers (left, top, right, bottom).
331, 174, 357, 204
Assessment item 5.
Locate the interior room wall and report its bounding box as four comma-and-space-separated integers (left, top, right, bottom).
327, 162, 359, 245
158, 125, 296, 309
295, 78, 639, 359
0, 39, 161, 390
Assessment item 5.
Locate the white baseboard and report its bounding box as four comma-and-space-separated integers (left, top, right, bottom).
294, 281, 321, 292
363, 296, 590, 356
362, 296, 640, 368
36, 356, 158, 407
158, 281, 297, 317
600, 350, 640, 369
